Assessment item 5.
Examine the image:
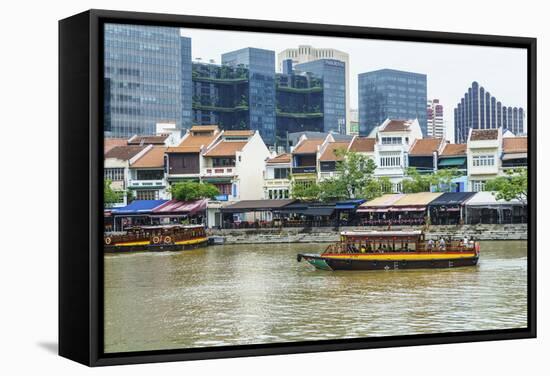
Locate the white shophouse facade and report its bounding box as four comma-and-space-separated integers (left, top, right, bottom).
466, 128, 502, 192
371, 119, 423, 192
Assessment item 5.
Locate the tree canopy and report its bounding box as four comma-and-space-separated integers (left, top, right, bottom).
290, 149, 389, 202
485, 168, 527, 203
170, 181, 220, 201
402, 167, 462, 193
104, 179, 122, 206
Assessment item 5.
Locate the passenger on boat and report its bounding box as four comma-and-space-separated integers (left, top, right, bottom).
439, 237, 446, 251
463, 236, 470, 249
427, 239, 435, 251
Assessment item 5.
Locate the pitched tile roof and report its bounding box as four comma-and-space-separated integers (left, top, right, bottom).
503, 137, 528, 153
104, 138, 127, 154
319, 141, 350, 161
349, 137, 375, 153
127, 134, 169, 145
167, 131, 220, 153
292, 139, 323, 154
266, 153, 291, 164
380, 120, 410, 132
104, 145, 147, 161
470, 129, 498, 141
190, 125, 219, 132
440, 143, 467, 156
409, 138, 443, 156
130, 146, 166, 168
223, 130, 254, 137
203, 141, 247, 157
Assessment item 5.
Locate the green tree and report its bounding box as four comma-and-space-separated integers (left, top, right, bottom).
170, 181, 220, 201
485, 168, 527, 203
433, 168, 462, 192
401, 167, 434, 193
290, 180, 320, 200
318, 178, 348, 202
104, 179, 122, 206
333, 149, 378, 199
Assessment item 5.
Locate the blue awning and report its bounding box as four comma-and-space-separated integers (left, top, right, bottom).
335, 199, 366, 210
111, 200, 168, 215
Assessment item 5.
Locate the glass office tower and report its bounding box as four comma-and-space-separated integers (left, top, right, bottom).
358, 69, 427, 136
222, 48, 276, 145
104, 24, 183, 138
295, 59, 346, 134
180, 36, 193, 131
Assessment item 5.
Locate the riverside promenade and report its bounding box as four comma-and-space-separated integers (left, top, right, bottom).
209, 224, 527, 244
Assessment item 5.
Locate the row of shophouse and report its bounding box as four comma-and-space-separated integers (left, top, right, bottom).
104, 119, 527, 228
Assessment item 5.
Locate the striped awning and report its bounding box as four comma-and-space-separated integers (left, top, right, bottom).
151, 199, 207, 215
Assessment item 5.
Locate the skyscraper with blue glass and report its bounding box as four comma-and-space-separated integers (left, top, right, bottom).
358, 69, 427, 137
453, 81, 525, 143
221, 48, 277, 145
103, 24, 185, 138
294, 59, 346, 134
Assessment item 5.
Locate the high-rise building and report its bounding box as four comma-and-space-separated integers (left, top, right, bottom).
104, 24, 184, 138
358, 69, 427, 137
191, 62, 250, 130
275, 70, 325, 147
278, 46, 351, 134
180, 37, 193, 131
427, 99, 445, 140
349, 108, 359, 136
295, 59, 346, 135
222, 48, 277, 145
453, 81, 525, 143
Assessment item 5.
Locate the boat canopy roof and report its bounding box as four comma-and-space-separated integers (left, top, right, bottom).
340, 230, 423, 238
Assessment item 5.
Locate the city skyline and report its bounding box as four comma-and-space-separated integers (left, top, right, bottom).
180, 27, 527, 142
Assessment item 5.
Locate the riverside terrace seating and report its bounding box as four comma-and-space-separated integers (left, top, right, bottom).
359, 217, 425, 226
222, 218, 338, 229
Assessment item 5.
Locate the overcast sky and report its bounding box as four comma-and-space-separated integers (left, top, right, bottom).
180, 28, 527, 142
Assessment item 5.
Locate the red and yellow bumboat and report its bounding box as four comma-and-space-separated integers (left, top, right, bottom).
104, 224, 208, 253
297, 230, 479, 271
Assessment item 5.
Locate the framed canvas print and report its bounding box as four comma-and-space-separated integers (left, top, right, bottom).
59, 9, 536, 366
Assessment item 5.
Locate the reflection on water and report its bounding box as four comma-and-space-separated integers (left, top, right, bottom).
104, 241, 527, 353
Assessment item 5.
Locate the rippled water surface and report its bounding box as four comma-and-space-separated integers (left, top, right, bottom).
104, 241, 528, 353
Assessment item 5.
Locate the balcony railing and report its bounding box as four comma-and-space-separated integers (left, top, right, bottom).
292, 166, 317, 174
202, 167, 236, 177
264, 178, 291, 187
127, 180, 165, 188
319, 171, 339, 180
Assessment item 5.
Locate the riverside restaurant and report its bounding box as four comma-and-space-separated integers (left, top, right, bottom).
356, 193, 443, 226
219, 199, 366, 228
104, 192, 528, 231
104, 199, 207, 231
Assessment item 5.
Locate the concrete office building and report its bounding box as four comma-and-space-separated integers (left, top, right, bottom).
454, 81, 525, 143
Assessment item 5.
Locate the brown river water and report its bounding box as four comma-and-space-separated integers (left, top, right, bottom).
104, 240, 528, 353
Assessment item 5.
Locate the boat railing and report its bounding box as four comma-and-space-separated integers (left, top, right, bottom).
323, 240, 477, 255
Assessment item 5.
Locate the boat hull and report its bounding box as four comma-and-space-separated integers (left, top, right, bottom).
298, 253, 479, 271
104, 238, 208, 253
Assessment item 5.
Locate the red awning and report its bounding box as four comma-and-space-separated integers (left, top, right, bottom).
152, 199, 207, 215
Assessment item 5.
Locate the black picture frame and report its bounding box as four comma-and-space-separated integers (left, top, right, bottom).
59, 9, 537, 367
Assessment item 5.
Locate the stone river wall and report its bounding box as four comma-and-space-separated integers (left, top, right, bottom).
210, 224, 527, 244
